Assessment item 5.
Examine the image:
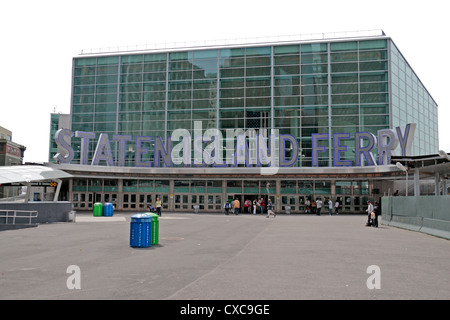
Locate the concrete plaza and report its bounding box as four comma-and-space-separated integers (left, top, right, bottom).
0, 212, 449, 300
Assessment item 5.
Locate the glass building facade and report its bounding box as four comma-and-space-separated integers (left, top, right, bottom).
51, 32, 439, 212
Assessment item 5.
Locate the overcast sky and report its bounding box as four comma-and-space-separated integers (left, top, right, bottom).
1, 0, 449, 163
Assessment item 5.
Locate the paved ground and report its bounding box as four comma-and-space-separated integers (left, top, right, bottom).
0, 211, 449, 300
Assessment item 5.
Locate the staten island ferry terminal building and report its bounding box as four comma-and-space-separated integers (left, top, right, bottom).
48, 30, 440, 213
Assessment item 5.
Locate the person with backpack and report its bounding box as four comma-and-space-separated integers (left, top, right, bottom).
223, 201, 231, 215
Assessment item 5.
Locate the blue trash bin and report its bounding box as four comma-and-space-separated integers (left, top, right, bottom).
103, 202, 113, 216
130, 214, 152, 248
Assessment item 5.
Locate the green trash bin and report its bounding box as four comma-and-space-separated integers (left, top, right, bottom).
93, 202, 103, 216
147, 213, 159, 245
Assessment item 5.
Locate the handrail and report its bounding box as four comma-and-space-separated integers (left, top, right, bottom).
80, 29, 386, 56
0, 210, 38, 225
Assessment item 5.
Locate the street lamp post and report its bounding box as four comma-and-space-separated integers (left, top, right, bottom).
396, 162, 408, 196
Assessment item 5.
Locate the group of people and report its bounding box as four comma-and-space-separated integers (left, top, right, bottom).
148, 196, 380, 226
224, 197, 276, 218
305, 197, 339, 216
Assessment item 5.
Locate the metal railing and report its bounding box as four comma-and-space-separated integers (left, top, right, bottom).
0, 210, 38, 226
80, 29, 386, 55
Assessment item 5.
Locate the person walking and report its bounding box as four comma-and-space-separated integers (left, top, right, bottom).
365, 200, 374, 226
334, 200, 340, 215
316, 198, 322, 216
233, 197, 240, 215
266, 199, 276, 218
328, 198, 333, 215
252, 199, 257, 214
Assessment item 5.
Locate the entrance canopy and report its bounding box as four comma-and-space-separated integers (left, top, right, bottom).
391, 152, 450, 196
0, 165, 72, 202
0, 165, 72, 185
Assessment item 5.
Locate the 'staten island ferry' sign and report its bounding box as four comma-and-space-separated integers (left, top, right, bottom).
54, 122, 415, 169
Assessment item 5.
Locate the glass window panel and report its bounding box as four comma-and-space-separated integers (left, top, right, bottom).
170, 52, 189, 61
220, 57, 245, 68
245, 46, 270, 56
331, 73, 358, 83
74, 67, 96, 76
96, 94, 117, 103
360, 104, 388, 115
246, 78, 271, 87
360, 93, 388, 103
220, 98, 244, 108
75, 58, 97, 66
331, 104, 358, 115
95, 113, 116, 122
192, 49, 218, 59
359, 39, 387, 50
331, 94, 359, 104
246, 67, 271, 77
301, 53, 328, 64
331, 52, 358, 62
359, 50, 387, 61
274, 45, 300, 54
174, 180, 190, 192
275, 65, 300, 75
360, 61, 387, 72
301, 64, 328, 74
246, 56, 271, 66
97, 84, 117, 94
220, 68, 245, 78
360, 82, 387, 93
97, 56, 119, 65
73, 104, 94, 114
331, 83, 358, 94
144, 53, 167, 62
143, 62, 166, 72
275, 96, 300, 106
332, 115, 358, 126
274, 55, 300, 65
360, 72, 388, 82
275, 85, 301, 96
301, 43, 327, 53
330, 42, 357, 51
220, 78, 244, 88
361, 115, 389, 126
220, 48, 245, 58
331, 63, 358, 73
302, 95, 328, 105
301, 74, 328, 85
244, 180, 259, 193
315, 181, 331, 193
142, 72, 166, 82
246, 87, 270, 97
121, 55, 143, 64
121, 64, 142, 74
74, 76, 95, 85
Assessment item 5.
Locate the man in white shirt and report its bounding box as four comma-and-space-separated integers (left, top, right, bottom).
316, 198, 322, 216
